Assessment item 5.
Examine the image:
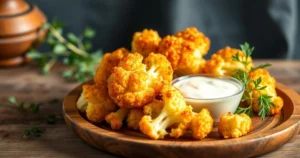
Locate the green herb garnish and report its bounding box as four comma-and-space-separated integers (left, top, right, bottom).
45, 114, 57, 124
8, 97, 40, 113
233, 42, 274, 119
23, 125, 44, 138
27, 19, 103, 82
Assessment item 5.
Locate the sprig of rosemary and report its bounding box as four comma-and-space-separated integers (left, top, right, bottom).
27, 19, 103, 82
233, 42, 274, 119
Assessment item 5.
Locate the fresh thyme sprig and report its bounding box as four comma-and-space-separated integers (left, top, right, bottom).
27, 19, 103, 82
8, 96, 40, 113
233, 42, 274, 119
45, 114, 58, 124
23, 125, 44, 138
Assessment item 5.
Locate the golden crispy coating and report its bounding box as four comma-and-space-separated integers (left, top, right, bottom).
203, 46, 253, 76
144, 52, 173, 93
81, 84, 117, 124
126, 108, 144, 130
139, 84, 193, 139
105, 108, 129, 130
94, 48, 129, 84
175, 27, 210, 56
132, 29, 161, 57
158, 35, 206, 76
190, 108, 214, 139
218, 113, 252, 139
248, 69, 283, 115
107, 53, 173, 108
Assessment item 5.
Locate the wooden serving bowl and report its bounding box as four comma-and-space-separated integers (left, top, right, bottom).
0, 0, 47, 67
63, 82, 300, 158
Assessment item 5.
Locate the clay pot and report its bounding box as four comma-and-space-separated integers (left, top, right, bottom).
0, 0, 47, 67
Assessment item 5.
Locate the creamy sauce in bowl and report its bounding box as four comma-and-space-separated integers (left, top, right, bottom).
173, 77, 241, 99
172, 75, 244, 121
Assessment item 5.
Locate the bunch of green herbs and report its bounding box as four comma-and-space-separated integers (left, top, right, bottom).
27, 20, 102, 82
233, 42, 274, 120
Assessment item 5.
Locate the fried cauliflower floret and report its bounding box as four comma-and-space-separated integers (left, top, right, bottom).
132, 29, 161, 57
139, 85, 193, 139
175, 27, 210, 56
94, 48, 129, 84
77, 92, 87, 113
76, 84, 117, 124
107, 52, 173, 108
203, 46, 253, 76
143, 100, 164, 118
105, 108, 129, 130
158, 35, 206, 76
218, 113, 252, 139
126, 109, 144, 130
248, 68, 283, 115
190, 108, 214, 139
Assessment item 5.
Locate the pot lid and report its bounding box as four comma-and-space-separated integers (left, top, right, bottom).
0, 0, 29, 16
0, 1, 47, 36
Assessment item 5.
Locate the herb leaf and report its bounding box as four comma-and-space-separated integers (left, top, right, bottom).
8, 96, 17, 104
46, 114, 57, 124
251, 63, 272, 72
23, 126, 44, 138
29, 103, 40, 113
233, 43, 275, 120
84, 27, 96, 38
26, 20, 102, 82
235, 106, 253, 117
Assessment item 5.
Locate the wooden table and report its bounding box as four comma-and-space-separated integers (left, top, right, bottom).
0, 60, 299, 158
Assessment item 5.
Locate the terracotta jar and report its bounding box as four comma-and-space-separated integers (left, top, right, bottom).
0, 0, 47, 67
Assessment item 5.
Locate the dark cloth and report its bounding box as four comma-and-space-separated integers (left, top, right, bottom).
28, 0, 300, 59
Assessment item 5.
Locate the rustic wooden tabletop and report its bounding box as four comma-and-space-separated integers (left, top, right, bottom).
0, 60, 299, 158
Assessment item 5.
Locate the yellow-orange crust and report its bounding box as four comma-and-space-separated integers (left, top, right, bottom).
203, 46, 253, 76
190, 108, 214, 139
218, 113, 252, 139
132, 29, 161, 57
83, 83, 117, 124
158, 35, 206, 76
107, 53, 173, 108
94, 48, 129, 85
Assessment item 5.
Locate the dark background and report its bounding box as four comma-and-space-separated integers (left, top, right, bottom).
28, 0, 300, 59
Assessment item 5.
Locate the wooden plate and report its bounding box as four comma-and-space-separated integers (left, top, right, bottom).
63, 82, 300, 158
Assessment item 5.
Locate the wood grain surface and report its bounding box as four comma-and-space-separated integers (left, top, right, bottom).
0, 60, 300, 158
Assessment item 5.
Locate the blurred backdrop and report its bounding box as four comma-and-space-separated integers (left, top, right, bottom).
27, 0, 300, 59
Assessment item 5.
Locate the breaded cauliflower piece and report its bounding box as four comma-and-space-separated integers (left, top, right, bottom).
190, 108, 214, 139
126, 108, 144, 130
77, 92, 87, 113
203, 46, 253, 76
107, 52, 173, 108
158, 35, 206, 76
175, 27, 210, 56
76, 83, 117, 124
139, 84, 193, 139
143, 99, 164, 118
218, 113, 252, 139
132, 29, 161, 57
248, 68, 284, 115
94, 48, 129, 84
144, 52, 174, 92
105, 108, 129, 130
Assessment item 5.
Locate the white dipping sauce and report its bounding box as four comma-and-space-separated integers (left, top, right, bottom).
172, 76, 244, 121
173, 77, 240, 99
